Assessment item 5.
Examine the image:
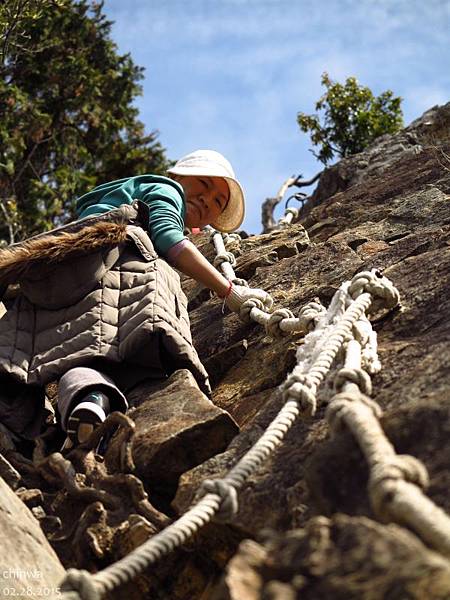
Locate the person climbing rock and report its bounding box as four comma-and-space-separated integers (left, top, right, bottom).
0, 150, 272, 451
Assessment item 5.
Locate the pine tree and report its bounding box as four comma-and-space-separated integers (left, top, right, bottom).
0, 0, 169, 244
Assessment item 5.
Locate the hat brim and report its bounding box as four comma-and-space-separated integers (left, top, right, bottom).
210, 178, 245, 233
167, 166, 245, 232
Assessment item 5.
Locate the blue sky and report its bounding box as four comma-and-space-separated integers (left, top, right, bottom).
102, 0, 450, 233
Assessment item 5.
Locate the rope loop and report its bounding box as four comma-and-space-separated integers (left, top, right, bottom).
208, 228, 219, 242
370, 455, 429, 490
282, 374, 316, 417
279, 207, 299, 226
239, 298, 265, 322
266, 308, 296, 337
298, 300, 326, 331
334, 366, 372, 395
285, 207, 299, 219
369, 455, 430, 519
197, 478, 238, 523
232, 277, 249, 287
223, 232, 242, 244
326, 390, 383, 435
214, 251, 237, 268
60, 569, 100, 600
349, 270, 400, 312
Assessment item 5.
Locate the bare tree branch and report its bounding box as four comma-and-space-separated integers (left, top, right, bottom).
261, 171, 322, 233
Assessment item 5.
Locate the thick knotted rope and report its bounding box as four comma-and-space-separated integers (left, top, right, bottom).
298, 301, 327, 330
60, 569, 101, 600
327, 336, 450, 557
239, 297, 266, 322
196, 478, 239, 522
281, 290, 374, 416
352, 316, 381, 374
349, 270, 400, 312
209, 229, 239, 281
370, 455, 429, 495
326, 389, 383, 435
213, 251, 237, 269
278, 207, 299, 227
59, 269, 445, 599
334, 366, 372, 395
266, 308, 296, 337
242, 298, 325, 337
281, 374, 317, 417
232, 277, 249, 287
208, 229, 332, 335
207, 233, 450, 558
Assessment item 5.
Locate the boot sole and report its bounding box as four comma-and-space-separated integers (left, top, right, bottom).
66, 402, 107, 446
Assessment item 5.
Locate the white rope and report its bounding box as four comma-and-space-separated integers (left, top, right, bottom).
56, 269, 401, 600
208, 228, 245, 284
57, 225, 444, 597
327, 337, 450, 557
277, 207, 299, 227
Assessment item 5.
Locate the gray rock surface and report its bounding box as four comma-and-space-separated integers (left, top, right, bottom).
174, 102, 450, 598
215, 515, 450, 600
307, 101, 450, 210
127, 369, 239, 498
0, 477, 65, 597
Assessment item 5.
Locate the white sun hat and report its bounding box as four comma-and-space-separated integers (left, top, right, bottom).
167, 149, 245, 232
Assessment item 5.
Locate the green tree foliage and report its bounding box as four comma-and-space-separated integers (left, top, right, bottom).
0, 0, 169, 244
297, 73, 404, 166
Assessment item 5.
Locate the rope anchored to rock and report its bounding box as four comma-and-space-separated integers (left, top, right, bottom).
53, 223, 450, 595
57, 268, 411, 600
326, 336, 450, 557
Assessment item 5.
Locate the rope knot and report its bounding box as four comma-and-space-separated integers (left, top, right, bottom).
361, 347, 382, 375
349, 269, 400, 312
326, 390, 382, 435
232, 277, 249, 287
334, 366, 372, 395
370, 455, 429, 490
214, 251, 237, 268
285, 207, 299, 219
266, 308, 296, 337
197, 478, 238, 523
282, 374, 316, 417
224, 232, 242, 245
60, 569, 100, 600
369, 455, 430, 519
279, 207, 299, 226
239, 298, 265, 322
208, 228, 219, 242
298, 300, 326, 331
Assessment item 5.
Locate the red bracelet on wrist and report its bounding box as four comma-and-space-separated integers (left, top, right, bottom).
220, 280, 233, 313
219, 280, 233, 298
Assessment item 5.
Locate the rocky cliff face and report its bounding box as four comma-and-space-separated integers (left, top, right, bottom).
0, 102, 449, 600
178, 102, 450, 599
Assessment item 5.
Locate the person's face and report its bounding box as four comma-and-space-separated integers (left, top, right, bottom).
179, 176, 229, 229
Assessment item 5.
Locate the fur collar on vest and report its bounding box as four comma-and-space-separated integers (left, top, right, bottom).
0, 220, 128, 287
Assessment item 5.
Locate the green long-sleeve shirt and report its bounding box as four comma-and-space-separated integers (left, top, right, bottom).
76, 175, 186, 255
